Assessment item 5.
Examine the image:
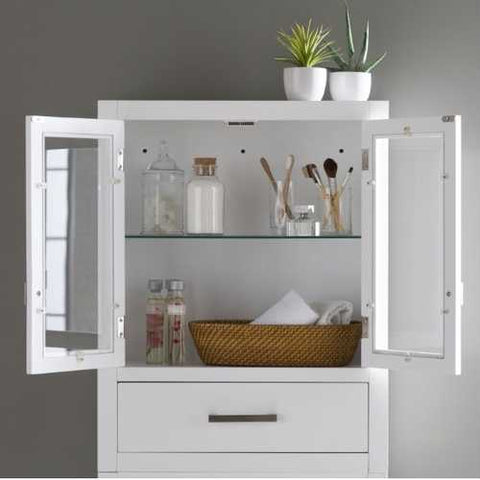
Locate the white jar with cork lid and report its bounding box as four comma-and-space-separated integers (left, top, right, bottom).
186, 157, 225, 234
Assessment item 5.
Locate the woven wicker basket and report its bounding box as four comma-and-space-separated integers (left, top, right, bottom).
189, 320, 362, 367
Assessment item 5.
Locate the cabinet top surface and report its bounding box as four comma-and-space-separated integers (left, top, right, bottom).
97, 100, 389, 121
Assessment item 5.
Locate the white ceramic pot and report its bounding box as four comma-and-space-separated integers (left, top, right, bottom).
283, 67, 327, 101
329, 71, 372, 101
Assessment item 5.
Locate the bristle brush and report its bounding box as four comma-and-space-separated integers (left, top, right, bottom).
323, 158, 338, 196
340, 166, 353, 195
303, 163, 327, 194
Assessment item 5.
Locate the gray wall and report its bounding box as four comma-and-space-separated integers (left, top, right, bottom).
1, 0, 479, 476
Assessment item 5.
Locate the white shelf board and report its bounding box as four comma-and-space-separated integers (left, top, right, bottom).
98, 100, 389, 121
118, 363, 369, 382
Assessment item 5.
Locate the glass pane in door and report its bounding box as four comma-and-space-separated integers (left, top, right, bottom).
44, 137, 113, 357
373, 134, 444, 357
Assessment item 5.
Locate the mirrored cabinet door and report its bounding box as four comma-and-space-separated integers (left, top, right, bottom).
26, 116, 125, 374
362, 116, 462, 374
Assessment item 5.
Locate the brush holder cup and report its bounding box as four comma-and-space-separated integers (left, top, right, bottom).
269, 180, 294, 235
319, 185, 352, 235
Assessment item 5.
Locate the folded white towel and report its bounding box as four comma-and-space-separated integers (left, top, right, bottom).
252, 290, 319, 325
313, 300, 353, 325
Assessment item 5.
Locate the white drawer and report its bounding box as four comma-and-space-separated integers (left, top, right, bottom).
118, 382, 368, 453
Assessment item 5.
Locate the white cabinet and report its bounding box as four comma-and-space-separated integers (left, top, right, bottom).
25, 101, 462, 477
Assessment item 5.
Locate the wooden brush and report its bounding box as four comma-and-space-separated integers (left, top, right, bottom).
283, 155, 295, 219
260, 156, 293, 219
260, 157, 278, 193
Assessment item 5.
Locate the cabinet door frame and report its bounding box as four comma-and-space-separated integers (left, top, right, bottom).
26, 116, 125, 374
361, 116, 462, 374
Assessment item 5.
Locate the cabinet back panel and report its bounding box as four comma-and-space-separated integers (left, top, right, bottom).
125, 240, 360, 363
125, 121, 362, 235
124, 121, 362, 364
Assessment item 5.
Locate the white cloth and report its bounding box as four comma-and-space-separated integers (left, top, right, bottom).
314, 300, 353, 325
252, 290, 319, 325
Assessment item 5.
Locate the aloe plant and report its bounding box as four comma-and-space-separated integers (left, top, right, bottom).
275, 19, 335, 67
329, 3, 386, 72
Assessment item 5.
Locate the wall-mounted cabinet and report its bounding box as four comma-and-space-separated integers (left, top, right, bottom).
25, 101, 462, 477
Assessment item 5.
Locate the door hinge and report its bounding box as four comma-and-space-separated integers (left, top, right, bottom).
442, 115, 455, 123
117, 316, 125, 338
362, 149, 369, 170
117, 148, 124, 171
361, 316, 369, 338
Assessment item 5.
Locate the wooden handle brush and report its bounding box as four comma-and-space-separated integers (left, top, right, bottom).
283, 155, 295, 220
260, 156, 293, 219
323, 158, 343, 231
303, 163, 327, 195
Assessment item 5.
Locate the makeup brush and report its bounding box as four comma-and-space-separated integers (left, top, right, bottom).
340, 166, 353, 195
303, 163, 327, 194
323, 158, 338, 195
324, 158, 343, 231
283, 155, 295, 219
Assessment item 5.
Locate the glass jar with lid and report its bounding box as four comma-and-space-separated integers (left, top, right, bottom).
186, 157, 225, 234
142, 141, 184, 235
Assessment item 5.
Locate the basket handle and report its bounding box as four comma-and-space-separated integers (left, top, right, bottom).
208, 414, 277, 423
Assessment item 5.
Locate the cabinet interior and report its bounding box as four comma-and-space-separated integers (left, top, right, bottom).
123, 120, 363, 365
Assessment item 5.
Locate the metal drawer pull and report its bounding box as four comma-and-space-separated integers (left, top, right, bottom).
208, 414, 277, 423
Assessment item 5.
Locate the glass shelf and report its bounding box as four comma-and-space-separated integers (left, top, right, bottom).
126, 234, 360, 239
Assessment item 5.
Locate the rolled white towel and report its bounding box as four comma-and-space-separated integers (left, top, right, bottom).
252, 290, 319, 325
313, 300, 354, 325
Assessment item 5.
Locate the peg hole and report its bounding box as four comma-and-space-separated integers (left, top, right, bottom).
142, 148, 148, 153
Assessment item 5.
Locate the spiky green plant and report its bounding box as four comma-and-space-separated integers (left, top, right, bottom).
328, 3, 386, 72
275, 19, 335, 67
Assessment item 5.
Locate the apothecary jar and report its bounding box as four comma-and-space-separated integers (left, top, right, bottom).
142, 141, 184, 235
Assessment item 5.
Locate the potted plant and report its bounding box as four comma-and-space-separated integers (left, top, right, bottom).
328, 3, 387, 101
275, 19, 335, 101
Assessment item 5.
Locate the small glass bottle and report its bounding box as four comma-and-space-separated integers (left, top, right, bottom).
142, 141, 184, 235
166, 279, 186, 365
186, 157, 224, 234
287, 205, 320, 237
146, 279, 168, 364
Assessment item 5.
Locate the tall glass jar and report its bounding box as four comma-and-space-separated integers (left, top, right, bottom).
142, 141, 184, 235
166, 279, 186, 365
146, 279, 168, 364
186, 157, 224, 234
269, 180, 293, 235
320, 185, 352, 235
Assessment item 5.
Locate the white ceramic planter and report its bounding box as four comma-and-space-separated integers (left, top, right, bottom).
283, 67, 327, 101
329, 72, 372, 101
